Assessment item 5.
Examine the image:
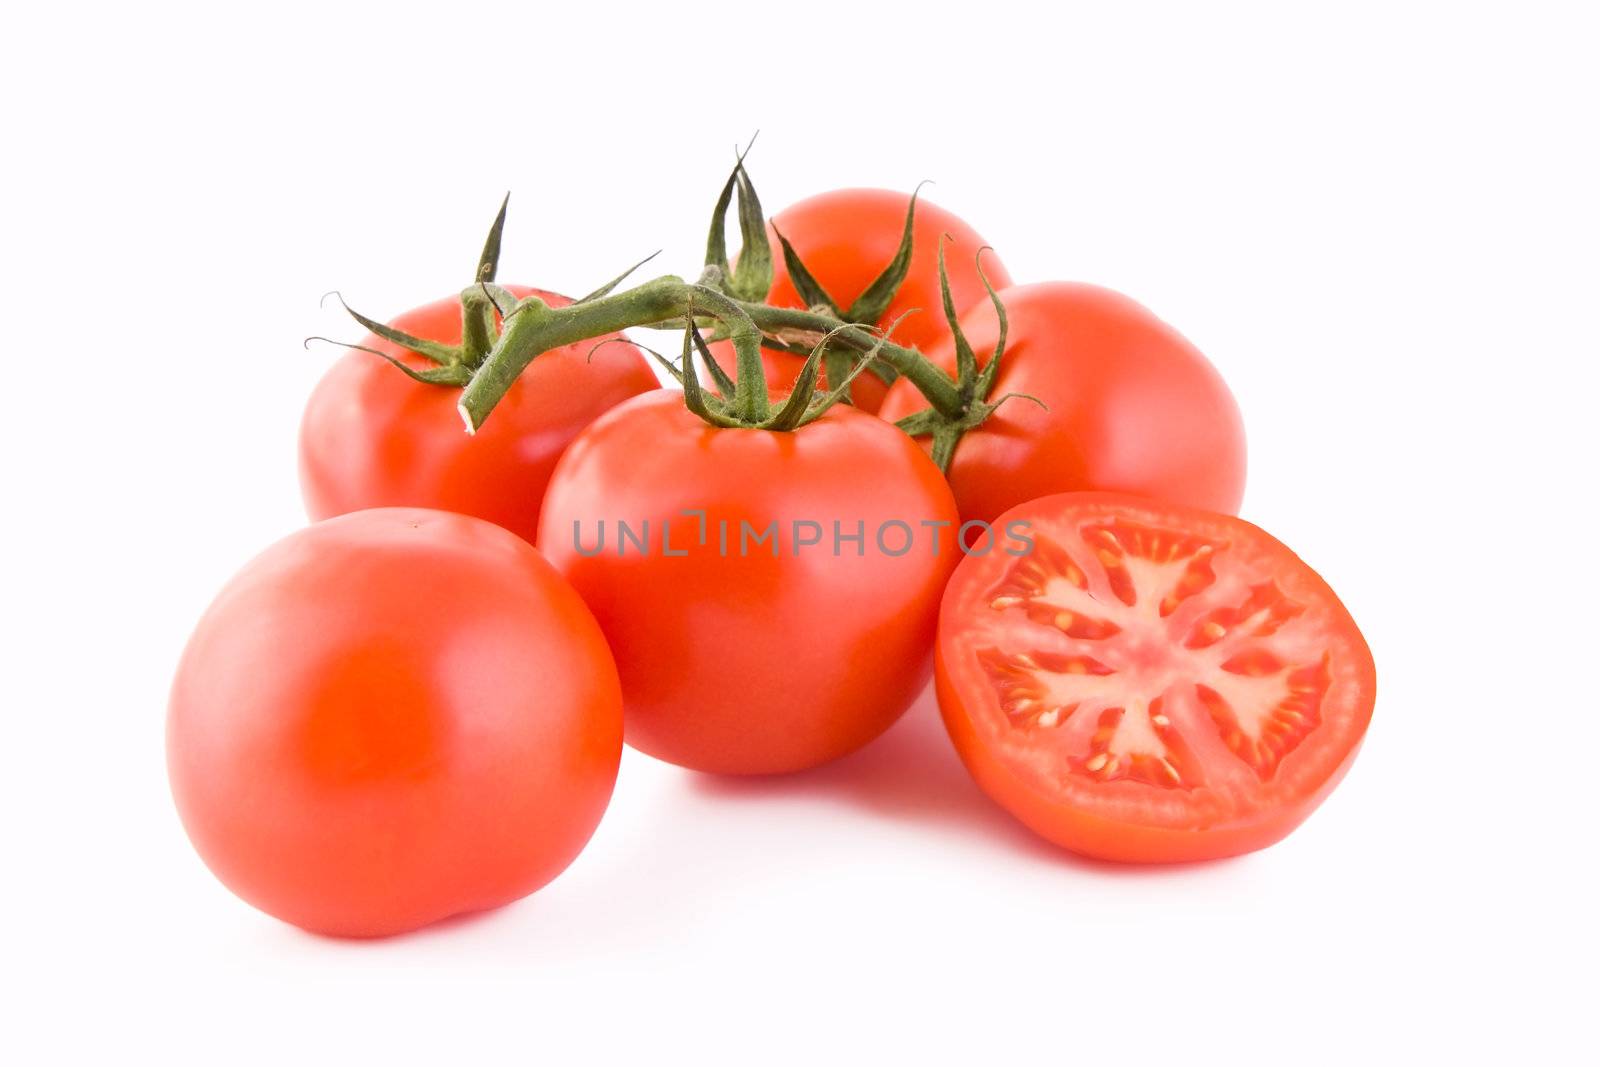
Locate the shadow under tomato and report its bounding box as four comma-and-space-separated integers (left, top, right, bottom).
271, 691, 1247, 950
284, 898, 525, 946
688, 684, 1247, 876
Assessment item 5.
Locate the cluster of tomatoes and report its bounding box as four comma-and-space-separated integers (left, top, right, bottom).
169, 167, 1375, 938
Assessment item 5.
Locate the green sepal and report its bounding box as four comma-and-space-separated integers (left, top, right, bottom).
823, 346, 854, 405
928, 424, 963, 471
703, 140, 773, 303
477, 193, 510, 283
765, 323, 856, 431
892, 408, 944, 437
330, 293, 462, 366
695, 287, 771, 425
936, 239, 979, 398
703, 159, 740, 288
844, 181, 926, 325
803, 327, 895, 421
772, 225, 840, 316
891, 400, 966, 473
842, 308, 915, 401
890, 388, 1046, 473
678, 320, 747, 428
765, 339, 830, 430
305, 337, 472, 386
618, 337, 685, 385
890, 258, 1025, 474
970, 249, 1009, 400
990, 391, 1048, 415
630, 330, 748, 431
577, 251, 662, 305
462, 197, 517, 368
689, 322, 737, 397
727, 164, 773, 302
771, 322, 900, 431
668, 316, 897, 433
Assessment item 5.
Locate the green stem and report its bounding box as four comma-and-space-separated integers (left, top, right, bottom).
460, 277, 685, 430
457, 275, 963, 432
732, 301, 962, 414
684, 286, 768, 423
460, 288, 497, 368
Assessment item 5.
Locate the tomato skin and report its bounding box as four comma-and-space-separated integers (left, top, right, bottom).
537, 390, 960, 775
877, 282, 1247, 524
167, 508, 622, 937
299, 286, 658, 544
704, 188, 1013, 413
936, 493, 1374, 863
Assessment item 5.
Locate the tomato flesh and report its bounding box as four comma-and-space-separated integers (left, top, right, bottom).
937, 493, 1374, 862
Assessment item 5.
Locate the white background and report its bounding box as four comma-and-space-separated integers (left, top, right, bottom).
4, 1, 1596, 1062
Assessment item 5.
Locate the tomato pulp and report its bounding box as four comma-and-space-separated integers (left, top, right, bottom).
168, 508, 623, 936
878, 282, 1247, 524
538, 390, 961, 775
937, 493, 1374, 862
703, 188, 1012, 413
300, 286, 658, 543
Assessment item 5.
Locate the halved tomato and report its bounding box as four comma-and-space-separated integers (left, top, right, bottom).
936, 493, 1375, 862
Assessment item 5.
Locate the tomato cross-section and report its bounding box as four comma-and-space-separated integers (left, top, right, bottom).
937, 493, 1375, 862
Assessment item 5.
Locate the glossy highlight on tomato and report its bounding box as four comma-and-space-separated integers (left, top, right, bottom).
878, 282, 1247, 523
167, 508, 623, 937
704, 188, 1012, 412
936, 493, 1374, 862
300, 286, 658, 544
538, 389, 960, 775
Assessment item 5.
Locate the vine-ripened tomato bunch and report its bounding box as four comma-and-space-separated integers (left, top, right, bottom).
169, 148, 1375, 938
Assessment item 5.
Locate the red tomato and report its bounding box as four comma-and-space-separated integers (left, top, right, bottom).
167, 508, 623, 936
537, 390, 960, 774
704, 188, 1012, 413
300, 286, 658, 543
937, 493, 1374, 862
878, 282, 1247, 523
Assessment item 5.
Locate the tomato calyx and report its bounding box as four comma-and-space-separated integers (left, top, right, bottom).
644, 313, 897, 431
890, 244, 1040, 471
701, 140, 774, 305
311, 197, 513, 387
696, 151, 931, 400
318, 196, 659, 391
768, 183, 927, 350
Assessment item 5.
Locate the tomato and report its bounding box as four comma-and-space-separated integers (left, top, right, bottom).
936, 493, 1374, 862
300, 286, 658, 544
537, 390, 960, 774
167, 508, 622, 936
703, 188, 1012, 413
878, 282, 1247, 524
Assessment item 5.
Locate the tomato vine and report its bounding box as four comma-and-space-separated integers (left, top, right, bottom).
329, 151, 1024, 470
